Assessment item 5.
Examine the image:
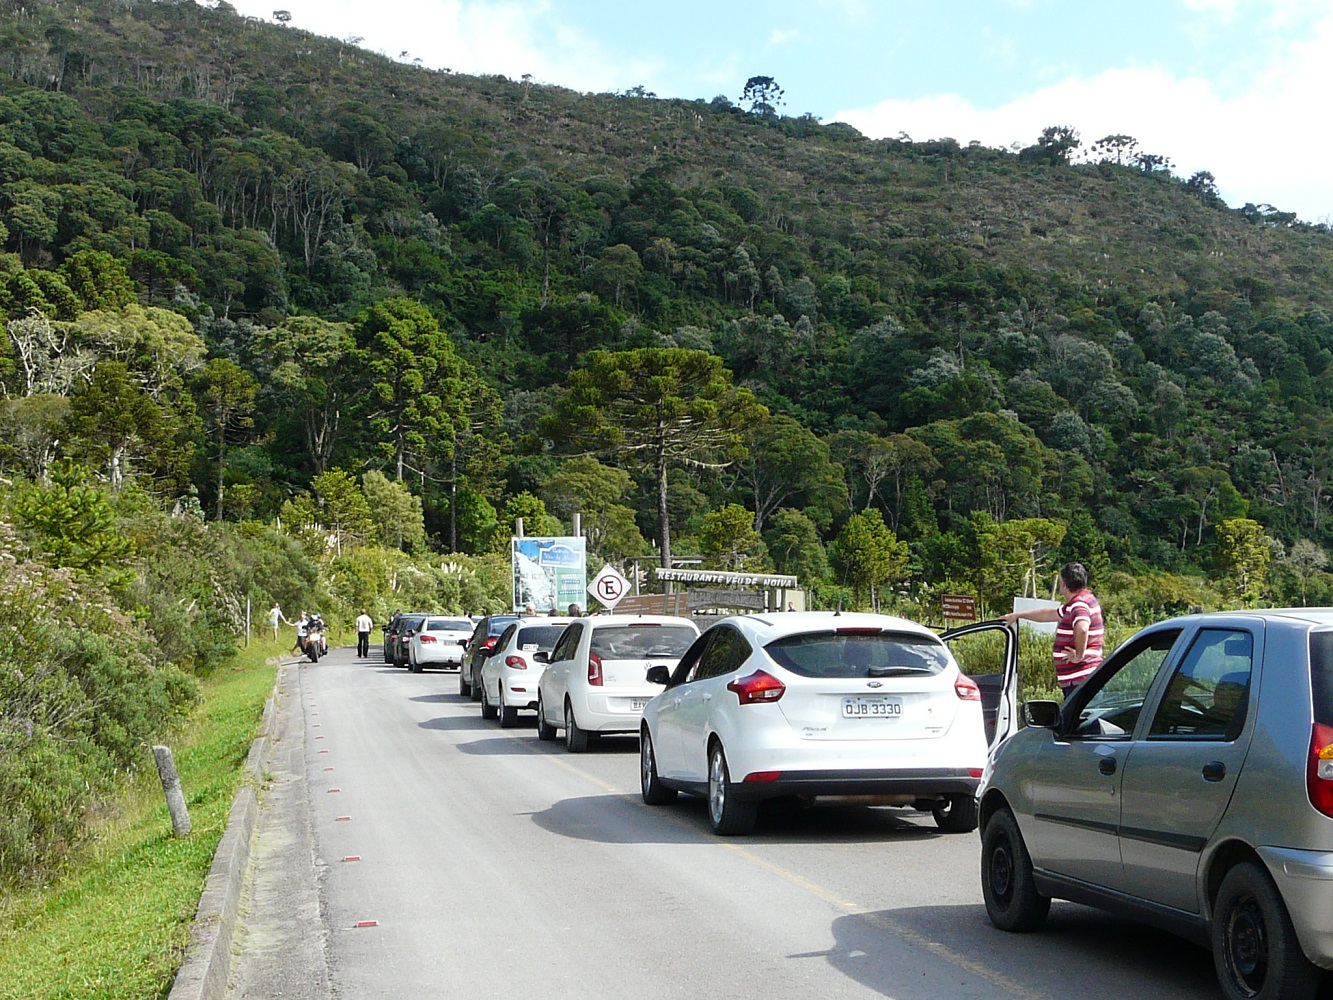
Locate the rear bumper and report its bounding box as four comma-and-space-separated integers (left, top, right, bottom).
1259, 846, 1333, 970
729, 768, 979, 802
414, 650, 463, 666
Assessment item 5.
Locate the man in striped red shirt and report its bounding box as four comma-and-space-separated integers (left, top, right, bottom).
1003, 562, 1104, 694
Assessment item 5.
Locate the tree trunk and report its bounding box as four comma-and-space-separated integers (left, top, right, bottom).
449, 450, 458, 552
216, 441, 226, 521
656, 440, 672, 570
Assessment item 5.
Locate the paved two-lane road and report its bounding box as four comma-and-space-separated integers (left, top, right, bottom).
229, 645, 1223, 999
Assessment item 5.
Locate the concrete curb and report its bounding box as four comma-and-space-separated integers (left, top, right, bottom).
167, 666, 285, 1000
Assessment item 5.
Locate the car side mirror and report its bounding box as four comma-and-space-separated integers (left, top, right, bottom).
533, 651, 550, 663
1023, 700, 1061, 729
457, 638, 469, 647
646, 665, 671, 686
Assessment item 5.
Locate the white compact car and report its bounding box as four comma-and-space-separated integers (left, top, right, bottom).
408, 616, 475, 673
639, 612, 1018, 835
479, 617, 575, 727
536, 615, 700, 752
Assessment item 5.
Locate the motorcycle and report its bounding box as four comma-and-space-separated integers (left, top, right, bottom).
303, 614, 328, 662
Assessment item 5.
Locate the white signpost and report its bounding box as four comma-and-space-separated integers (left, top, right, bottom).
588, 564, 630, 611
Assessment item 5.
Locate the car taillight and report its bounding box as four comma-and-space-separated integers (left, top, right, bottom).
1308, 723, 1333, 818
727, 670, 785, 705
955, 675, 981, 701
419, 635, 436, 643
587, 652, 603, 686
505, 655, 527, 669
482, 636, 498, 651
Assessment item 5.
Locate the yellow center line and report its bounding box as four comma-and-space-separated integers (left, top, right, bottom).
485, 728, 1053, 1000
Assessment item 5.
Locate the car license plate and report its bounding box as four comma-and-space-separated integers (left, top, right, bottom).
843, 696, 903, 719
630, 698, 649, 711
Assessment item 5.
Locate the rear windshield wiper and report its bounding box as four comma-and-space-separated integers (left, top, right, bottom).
867, 665, 935, 677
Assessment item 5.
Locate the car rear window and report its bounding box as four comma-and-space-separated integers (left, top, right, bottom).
1310, 631, 1333, 727
487, 616, 518, 636
765, 630, 951, 678
400, 617, 426, 631
590, 625, 697, 659
516, 626, 566, 650
427, 619, 472, 631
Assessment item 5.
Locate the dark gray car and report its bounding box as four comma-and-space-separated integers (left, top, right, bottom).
979, 610, 1333, 1000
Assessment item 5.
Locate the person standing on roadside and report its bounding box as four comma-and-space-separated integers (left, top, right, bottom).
1003, 562, 1104, 694
293, 610, 310, 655
355, 609, 374, 658
268, 602, 290, 642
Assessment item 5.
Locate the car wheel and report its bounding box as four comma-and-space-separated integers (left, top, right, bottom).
1212, 862, 1320, 1000
498, 691, 518, 729
981, 807, 1050, 932
707, 743, 757, 836
469, 666, 482, 702
383, 647, 392, 664
932, 794, 978, 833
536, 695, 556, 741
564, 700, 588, 753
480, 683, 498, 720
410, 655, 422, 674
640, 728, 677, 805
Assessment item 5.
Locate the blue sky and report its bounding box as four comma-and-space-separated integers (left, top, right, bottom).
225, 0, 1333, 221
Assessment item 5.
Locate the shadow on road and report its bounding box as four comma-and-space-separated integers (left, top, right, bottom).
528, 793, 949, 846
418, 715, 502, 732
819, 903, 1222, 1000
407, 693, 460, 704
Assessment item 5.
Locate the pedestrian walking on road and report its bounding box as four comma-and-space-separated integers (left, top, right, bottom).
355, 610, 374, 658
1003, 562, 1104, 694
268, 602, 290, 642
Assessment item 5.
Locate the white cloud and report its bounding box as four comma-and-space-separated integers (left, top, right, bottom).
834, 13, 1333, 222
231, 0, 661, 93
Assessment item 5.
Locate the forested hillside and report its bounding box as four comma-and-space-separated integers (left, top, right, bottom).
4, 0, 1333, 620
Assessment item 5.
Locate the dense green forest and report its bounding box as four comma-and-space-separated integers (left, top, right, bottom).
8, 0, 1333, 883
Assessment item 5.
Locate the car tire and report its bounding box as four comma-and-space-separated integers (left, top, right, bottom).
981, 807, 1050, 932
497, 691, 518, 729
932, 794, 978, 833
383, 646, 392, 664
1212, 862, 1320, 1000
480, 684, 498, 720
410, 656, 422, 674
459, 665, 471, 697
640, 728, 677, 805
707, 743, 757, 836
536, 695, 556, 741
564, 700, 588, 753
469, 666, 482, 702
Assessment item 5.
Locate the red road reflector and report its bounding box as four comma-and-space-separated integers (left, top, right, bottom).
327, 787, 341, 793
342, 855, 361, 862
335, 816, 351, 821
315, 736, 325, 740
318, 749, 329, 754
323, 766, 335, 771
354, 920, 378, 928
312, 724, 321, 728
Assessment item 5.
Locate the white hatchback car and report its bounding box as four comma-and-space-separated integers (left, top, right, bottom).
407, 616, 475, 673
536, 615, 701, 752
479, 617, 575, 727
639, 612, 1018, 835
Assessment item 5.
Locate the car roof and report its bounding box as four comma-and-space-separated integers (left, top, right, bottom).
711, 611, 943, 643
514, 617, 576, 626
579, 614, 698, 629
423, 615, 473, 624
1153, 608, 1333, 629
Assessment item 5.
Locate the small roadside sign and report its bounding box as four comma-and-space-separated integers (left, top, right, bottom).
588, 564, 630, 611
941, 594, 977, 621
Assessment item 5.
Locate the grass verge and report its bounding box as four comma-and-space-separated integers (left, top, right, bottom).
0, 642, 282, 1000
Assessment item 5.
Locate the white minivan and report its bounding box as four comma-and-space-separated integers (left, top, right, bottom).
536, 615, 700, 752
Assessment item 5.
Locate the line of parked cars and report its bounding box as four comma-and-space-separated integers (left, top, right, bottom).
397, 603, 1333, 1000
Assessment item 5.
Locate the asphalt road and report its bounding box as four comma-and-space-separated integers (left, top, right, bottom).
231, 644, 1228, 1000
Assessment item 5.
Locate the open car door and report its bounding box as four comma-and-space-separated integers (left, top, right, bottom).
940, 620, 1020, 748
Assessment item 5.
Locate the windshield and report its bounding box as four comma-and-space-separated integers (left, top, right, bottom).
427, 619, 473, 632
515, 625, 567, 651
590, 625, 697, 660
765, 631, 951, 678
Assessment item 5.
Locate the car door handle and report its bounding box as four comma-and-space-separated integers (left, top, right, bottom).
1202, 761, 1226, 783
672, 698, 682, 707
1098, 757, 1117, 776
702, 693, 712, 702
